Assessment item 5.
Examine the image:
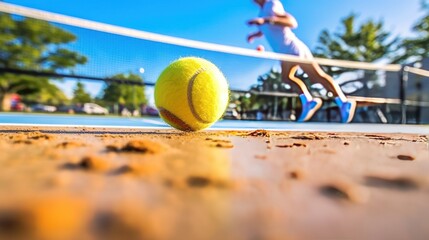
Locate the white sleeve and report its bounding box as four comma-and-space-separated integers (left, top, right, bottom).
261, 1, 287, 17
271, 1, 287, 16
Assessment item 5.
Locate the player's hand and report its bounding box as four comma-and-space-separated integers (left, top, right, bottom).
247, 18, 265, 26
247, 31, 263, 43
247, 34, 256, 43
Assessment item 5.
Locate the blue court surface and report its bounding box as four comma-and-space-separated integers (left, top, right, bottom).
0, 112, 428, 134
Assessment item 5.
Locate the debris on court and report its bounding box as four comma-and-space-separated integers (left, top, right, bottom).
106, 139, 166, 154
0, 126, 427, 239
247, 129, 270, 137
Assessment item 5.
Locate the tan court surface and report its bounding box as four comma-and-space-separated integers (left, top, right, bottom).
0, 126, 428, 240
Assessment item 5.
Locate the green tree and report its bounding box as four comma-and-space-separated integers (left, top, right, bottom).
246, 68, 291, 119
23, 83, 69, 106
395, 1, 429, 63
101, 73, 147, 111
314, 14, 399, 75
72, 82, 92, 104
0, 13, 87, 110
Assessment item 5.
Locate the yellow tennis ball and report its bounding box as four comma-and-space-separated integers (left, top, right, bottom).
155, 57, 229, 131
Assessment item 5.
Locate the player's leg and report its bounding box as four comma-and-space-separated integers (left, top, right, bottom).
300, 62, 356, 123
281, 62, 322, 122
281, 62, 311, 99
299, 62, 346, 101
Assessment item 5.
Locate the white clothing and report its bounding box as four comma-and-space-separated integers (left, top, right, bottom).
258, 0, 313, 59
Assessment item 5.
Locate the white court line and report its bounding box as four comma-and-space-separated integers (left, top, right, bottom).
0, 123, 428, 134
0, 123, 170, 130
0, 2, 402, 72
126, 117, 167, 126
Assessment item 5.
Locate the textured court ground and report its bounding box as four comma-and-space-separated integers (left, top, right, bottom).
0, 126, 427, 240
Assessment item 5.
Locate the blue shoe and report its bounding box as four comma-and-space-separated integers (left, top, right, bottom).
297, 94, 322, 122
334, 97, 357, 123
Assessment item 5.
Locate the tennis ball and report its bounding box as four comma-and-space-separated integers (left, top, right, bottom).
256, 45, 265, 51
155, 57, 229, 131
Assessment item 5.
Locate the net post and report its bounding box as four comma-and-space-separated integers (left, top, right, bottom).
416, 81, 422, 124
399, 65, 409, 124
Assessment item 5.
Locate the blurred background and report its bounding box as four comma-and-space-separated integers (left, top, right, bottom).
1, 0, 429, 125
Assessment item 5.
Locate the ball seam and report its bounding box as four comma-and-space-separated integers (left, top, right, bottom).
187, 67, 212, 124
158, 107, 194, 131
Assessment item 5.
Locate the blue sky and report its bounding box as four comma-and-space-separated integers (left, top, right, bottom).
3, 0, 425, 103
